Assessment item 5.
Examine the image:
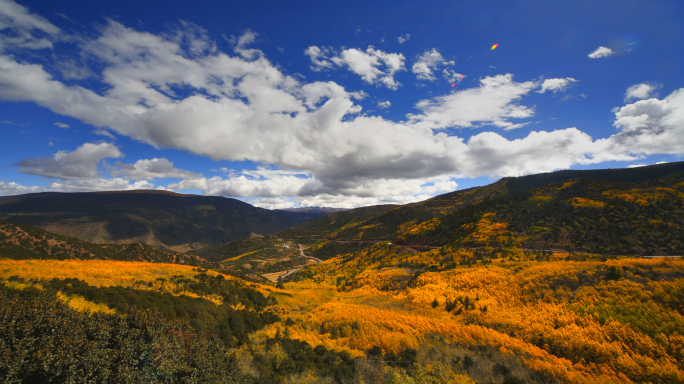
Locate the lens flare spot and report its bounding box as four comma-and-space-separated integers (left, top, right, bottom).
491, 44, 499, 50
451, 83, 455, 87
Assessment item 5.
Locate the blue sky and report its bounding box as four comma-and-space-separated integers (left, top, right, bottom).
0, 0, 682, 208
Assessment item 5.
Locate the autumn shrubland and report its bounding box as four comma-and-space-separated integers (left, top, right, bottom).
280, 244, 684, 383
3, 242, 684, 383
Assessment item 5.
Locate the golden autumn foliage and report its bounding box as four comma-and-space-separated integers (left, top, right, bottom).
397, 220, 418, 234
0, 258, 246, 304
280, 243, 684, 383
455, 212, 522, 247
4, 239, 684, 383
56, 291, 117, 314
570, 197, 606, 208
602, 187, 684, 206
529, 195, 553, 202
7, 165, 684, 383
0, 259, 198, 287
222, 249, 259, 263
396, 218, 441, 242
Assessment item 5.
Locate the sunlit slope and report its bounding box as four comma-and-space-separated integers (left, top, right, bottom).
0, 259, 279, 343
275, 162, 684, 245
0, 259, 285, 382
3, 249, 683, 382
0, 220, 214, 267
285, 243, 684, 383
0, 258, 213, 289
276, 162, 684, 255
398, 170, 684, 255
0, 190, 322, 252
275, 184, 511, 242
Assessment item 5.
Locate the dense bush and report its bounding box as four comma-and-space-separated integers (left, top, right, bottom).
248, 332, 355, 384
44, 273, 278, 347
0, 284, 243, 383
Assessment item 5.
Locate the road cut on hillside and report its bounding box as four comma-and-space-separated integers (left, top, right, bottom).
263, 244, 321, 282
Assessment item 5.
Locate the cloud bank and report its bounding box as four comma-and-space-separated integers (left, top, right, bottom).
1, 1, 683, 208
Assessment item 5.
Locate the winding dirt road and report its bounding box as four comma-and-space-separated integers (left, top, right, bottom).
278, 244, 321, 280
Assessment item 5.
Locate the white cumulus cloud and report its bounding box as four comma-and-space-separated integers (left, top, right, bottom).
248, 197, 295, 209
0, 178, 163, 195
304, 46, 335, 71
230, 29, 259, 60
47, 178, 160, 192
14, 142, 123, 179
625, 82, 660, 101
0, 0, 61, 51
412, 49, 458, 82
331, 46, 406, 89
0, 181, 46, 195
443, 69, 465, 83
538, 77, 578, 93
112, 158, 202, 180
305, 45, 405, 89
408, 74, 538, 130
377, 100, 391, 109
599, 88, 684, 157
397, 34, 410, 44
588, 46, 614, 59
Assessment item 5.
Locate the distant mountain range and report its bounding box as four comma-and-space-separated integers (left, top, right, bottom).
0, 220, 214, 267
0, 190, 328, 252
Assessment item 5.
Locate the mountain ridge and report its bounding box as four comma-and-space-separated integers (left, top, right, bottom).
273, 161, 684, 255
0, 190, 327, 252
0, 219, 215, 267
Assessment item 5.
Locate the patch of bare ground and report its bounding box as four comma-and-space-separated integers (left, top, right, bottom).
262, 270, 289, 282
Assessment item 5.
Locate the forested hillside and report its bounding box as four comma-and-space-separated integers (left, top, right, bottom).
284, 244, 684, 383
0, 260, 358, 383
398, 169, 684, 255
278, 162, 684, 256
0, 220, 214, 267
0, 190, 325, 252
186, 235, 310, 282
277, 204, 399, 240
